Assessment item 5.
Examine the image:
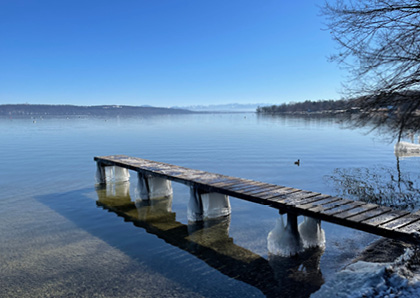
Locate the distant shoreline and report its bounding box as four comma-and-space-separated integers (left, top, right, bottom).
0, 104, 195, 116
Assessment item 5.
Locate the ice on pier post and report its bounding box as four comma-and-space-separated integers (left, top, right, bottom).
95, 164, 130, 184
136, 172, 173, 200
112, 166, 130, 182
298, 216, 325, 249
201, 192, 231, 219
187, 187, 231, 222
188, 187, 204, 221
95, 163, 106, 184
394, 141, 420, 158
267, 213, 303, 257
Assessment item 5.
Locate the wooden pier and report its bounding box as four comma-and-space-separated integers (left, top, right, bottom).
94, 155, 420, 245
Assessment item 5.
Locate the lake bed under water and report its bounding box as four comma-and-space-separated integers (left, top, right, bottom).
1, 113, 420, 297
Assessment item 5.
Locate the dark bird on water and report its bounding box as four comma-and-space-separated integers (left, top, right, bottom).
294, 159, 300, 166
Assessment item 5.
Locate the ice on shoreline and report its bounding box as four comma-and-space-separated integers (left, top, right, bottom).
311, 248, 420, 297
395, 141, 420, 158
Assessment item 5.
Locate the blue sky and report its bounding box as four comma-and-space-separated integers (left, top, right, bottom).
1, 0, 345, 107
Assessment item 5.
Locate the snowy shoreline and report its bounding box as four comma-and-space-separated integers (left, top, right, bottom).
312, 239, 420, 297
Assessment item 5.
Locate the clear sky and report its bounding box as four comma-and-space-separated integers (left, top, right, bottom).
1, 0, 345, 107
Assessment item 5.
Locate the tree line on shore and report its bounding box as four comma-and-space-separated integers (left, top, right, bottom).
256, 99, 352, 114
0, 104, 193, 116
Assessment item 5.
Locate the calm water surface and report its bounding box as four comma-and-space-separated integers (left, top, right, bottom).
1, 113, 419, 297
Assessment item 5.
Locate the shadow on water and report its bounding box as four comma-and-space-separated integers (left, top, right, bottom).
36, 182, 325, 297
95, 182, 325, 297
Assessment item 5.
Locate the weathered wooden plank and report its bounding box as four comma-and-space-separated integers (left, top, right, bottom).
213, 180, 253, 190
361, 210, 411, 227
306, 198, 352, 212
397, 220, 420, 234
235, 183, 274, 194
242, 184, 281, 195
141, 162, 197, 177
266, 190, 307, 203
258, 187, 300, 199
276, 191, 321, 205
346, 206, 392, 223
247, 185, 287, 196
201, 177, 240, 187
174, 171, 211, 181
334, 204, 378, 219
290, 194, 333, 207
193, 174, 229, 184
225, 181, 265, 191
210, 178, 247, 188
380, 212, 420, 230
194, 175, 227, 183
321, 201, 365, 216
142, 166, 168, 172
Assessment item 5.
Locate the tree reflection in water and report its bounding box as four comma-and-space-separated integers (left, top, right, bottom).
325, 163, 420, 210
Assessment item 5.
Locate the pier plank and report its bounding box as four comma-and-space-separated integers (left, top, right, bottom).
397, 220, 420, 233
226, 181, 267, 192
278, 191, 320, 203
267, 191, 315, 203
380, 212, 420, 230
210, 178, 246, 188
258, 188, 301, 199
242, 184, 282, 195
247, 185, 287, 196
235, 183, 275, 194
334, 204, 378, 219
305, 197, 350, 212
267, 190, 305, 203
362, 210, 411, 227
285, 193, 330, 206
321, 201, 366, 216
346, 206, 392, 223
94, 155, 420, 244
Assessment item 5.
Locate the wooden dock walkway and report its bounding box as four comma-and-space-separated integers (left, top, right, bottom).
94, 155, 420, 245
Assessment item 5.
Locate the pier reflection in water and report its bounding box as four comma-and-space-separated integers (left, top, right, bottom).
95, 178, 326, 297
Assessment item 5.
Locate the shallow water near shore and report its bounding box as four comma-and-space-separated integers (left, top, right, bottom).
1, 113, 420, 297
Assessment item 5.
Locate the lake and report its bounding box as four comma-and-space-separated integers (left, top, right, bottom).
1, 113, 419, 297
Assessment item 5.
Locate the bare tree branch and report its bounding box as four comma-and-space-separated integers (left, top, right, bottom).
322, 0, 420, 139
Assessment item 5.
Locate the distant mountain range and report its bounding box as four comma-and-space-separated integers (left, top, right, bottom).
173, 103, 272, 112
0, 104, 193, 116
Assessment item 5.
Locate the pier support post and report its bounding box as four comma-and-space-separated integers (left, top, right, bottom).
95, 163, 130, 184
188, 187, 204, 221
267, 213, 303, 257
112, 166, 130, 182
136, 172, 173, 200
298, 216, 325, 249
268, 214, 326, 257
201, 192, 231, 219
95, 162, 106, 184
187, 186, 231, 222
